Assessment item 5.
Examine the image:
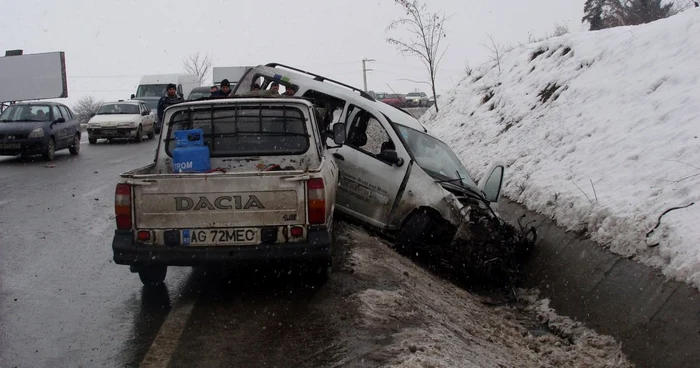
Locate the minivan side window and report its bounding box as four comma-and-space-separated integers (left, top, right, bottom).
345, 105, 393, 158
302, 89, 346, 132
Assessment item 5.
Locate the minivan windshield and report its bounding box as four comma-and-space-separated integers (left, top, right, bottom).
395, 124, 477, 188
166, 104, 309, 157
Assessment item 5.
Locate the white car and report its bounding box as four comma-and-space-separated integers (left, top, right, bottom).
87, 100, 155, 144
406, 91, 429, 107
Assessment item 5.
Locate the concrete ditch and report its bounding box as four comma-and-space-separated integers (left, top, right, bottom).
497, 199, 700, 368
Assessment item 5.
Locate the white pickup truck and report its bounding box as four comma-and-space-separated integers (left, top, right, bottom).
111, 97, 346, 286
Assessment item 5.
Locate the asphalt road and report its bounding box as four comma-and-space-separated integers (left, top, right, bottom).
0, 136, 630, 368
0, 137, 375, 367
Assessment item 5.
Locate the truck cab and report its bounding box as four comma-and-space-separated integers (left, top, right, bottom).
112, 97, 345, 286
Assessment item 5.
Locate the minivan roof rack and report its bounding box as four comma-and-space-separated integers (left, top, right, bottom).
265, 63, 376, 102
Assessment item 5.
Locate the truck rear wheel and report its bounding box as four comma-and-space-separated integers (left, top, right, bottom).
138, 266, 167, 287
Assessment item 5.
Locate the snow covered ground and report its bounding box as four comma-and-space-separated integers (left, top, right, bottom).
422, 9, 700, 290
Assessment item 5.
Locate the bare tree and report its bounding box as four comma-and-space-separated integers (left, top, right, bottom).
72, 96, 103, 125
483, 34, 506, 74
182, 52, 213, 86
386, 0, 449, 112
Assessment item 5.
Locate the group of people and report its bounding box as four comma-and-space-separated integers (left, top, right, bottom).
209, 79, 297, 98
156, 79, 300, 125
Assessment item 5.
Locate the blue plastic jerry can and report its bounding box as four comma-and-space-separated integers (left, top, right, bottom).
172, 129, 211, 173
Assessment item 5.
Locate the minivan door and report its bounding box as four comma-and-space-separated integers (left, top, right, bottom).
330, 105, 409, 229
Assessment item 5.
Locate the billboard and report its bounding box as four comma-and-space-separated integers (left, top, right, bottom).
0, 51, 68, 103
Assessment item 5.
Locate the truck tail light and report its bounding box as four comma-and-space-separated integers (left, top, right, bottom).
115, 183, 133, 230
307, 178, 326, 225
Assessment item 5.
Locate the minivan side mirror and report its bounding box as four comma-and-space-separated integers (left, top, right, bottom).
332, 123, 346, 145
54, 117, 66, 124
141, 110, 149, 116
378, 149, 404, 167
479, 162, 505, 202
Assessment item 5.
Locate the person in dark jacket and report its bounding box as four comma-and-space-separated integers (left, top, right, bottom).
157, 84, 184, 126
210, 79, 232, 98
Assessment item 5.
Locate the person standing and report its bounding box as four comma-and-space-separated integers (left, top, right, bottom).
157, 83, 184, 129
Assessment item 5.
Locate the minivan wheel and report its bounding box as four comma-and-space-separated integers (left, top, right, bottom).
396, 210, 433, 256
138, 266, 167, 287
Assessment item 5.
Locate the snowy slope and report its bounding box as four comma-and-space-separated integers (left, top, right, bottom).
422, 10, 700, 289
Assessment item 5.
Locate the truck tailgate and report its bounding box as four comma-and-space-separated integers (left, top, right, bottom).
132, 173, 306, 229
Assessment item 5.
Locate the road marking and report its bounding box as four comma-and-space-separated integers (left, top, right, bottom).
140, 299, 196, 368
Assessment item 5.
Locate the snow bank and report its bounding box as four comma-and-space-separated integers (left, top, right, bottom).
422, 9, 700, 289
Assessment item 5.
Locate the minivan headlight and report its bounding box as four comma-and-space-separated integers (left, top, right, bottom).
28, 128, 45, 138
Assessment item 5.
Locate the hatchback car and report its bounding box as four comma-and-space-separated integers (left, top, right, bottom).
380, 94, 406, 108
0, 102, 81, 161
86, 101, 155, 144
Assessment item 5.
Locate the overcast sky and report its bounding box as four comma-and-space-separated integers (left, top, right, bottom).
1, 0, 583, 106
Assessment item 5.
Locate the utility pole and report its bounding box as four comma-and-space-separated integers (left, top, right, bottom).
362, 58, 375, 92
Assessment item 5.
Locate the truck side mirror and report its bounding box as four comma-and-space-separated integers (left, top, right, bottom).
130, 94, 135, 99
332, 123, 346, 145
479, 163, 505, 202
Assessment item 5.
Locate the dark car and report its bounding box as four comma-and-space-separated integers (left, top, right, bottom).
187, 86, 213, 100
0, 102, 81, 161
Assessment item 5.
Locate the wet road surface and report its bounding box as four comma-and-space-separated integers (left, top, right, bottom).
0, 136, 631, 368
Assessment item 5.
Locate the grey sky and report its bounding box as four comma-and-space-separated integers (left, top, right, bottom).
1, 0, 583, 106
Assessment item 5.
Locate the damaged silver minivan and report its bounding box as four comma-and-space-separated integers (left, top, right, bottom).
232, 63, 507, 255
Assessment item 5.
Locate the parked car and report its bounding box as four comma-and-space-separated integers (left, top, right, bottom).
187, 86, 212, 100
232, 64, 506, 257
86, 100, 156, 144
112, 97, 344, 286
0, 101, 81, 161
405, 92, 429, 107
380, 93, 406, 108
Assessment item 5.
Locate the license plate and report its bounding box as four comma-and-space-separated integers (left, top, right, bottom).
102, 130, 116, 135
183, 228, 259, 246
0, 143, 20, 149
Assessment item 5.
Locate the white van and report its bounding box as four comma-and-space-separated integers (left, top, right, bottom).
232, 63, 506, 254
132, 74, 200, 132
